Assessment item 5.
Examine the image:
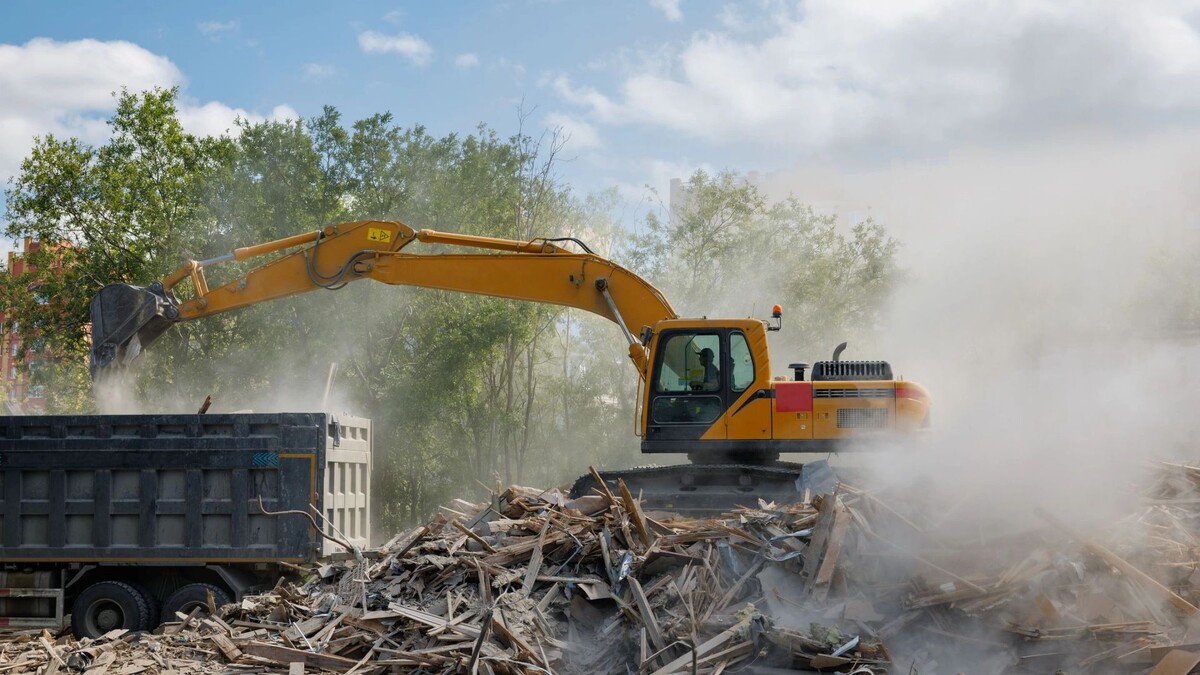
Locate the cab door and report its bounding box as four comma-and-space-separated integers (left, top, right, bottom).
643, 331, 729, 449
724, 331, 771, 440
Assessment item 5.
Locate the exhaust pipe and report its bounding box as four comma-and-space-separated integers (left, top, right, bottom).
89, 282, 180, 381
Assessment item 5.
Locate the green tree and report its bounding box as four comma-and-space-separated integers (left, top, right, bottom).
627, 170, 765, 312
629, 169, 900, 359
3, 88, 233, 410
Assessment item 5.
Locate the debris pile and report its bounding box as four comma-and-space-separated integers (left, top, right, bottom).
11, 461, 1200, 673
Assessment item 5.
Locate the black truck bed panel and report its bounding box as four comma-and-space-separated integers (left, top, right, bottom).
0, 412, 351, 563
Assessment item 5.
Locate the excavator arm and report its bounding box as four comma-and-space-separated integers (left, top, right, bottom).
89, 220, 678, 379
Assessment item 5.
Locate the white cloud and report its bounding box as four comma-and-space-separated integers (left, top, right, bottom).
0, 38, 182, 182
455, 52, 480, 69
545, 112, 601, 149
358, 30, 433, 66
0, 38, 294, 188
551, 74, 620, 119
650, 0, 683, 21
561, 0, 1200, 154
0, 38, 182, 115
197, 20, 238, 37
303, 63, 337, 79
493, 57, 526, 79
609, 156, 713, 204
177, 102, 298, 138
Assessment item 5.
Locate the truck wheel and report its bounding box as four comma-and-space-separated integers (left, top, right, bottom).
159, 583, 232, 624
70, 581, 151, 638
125, 582, 160, 631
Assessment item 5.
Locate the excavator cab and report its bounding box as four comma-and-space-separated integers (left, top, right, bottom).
641, 320, 774, 458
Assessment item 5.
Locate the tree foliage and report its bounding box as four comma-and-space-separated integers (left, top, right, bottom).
630, 170, 900, 355
3, 88, 232, 410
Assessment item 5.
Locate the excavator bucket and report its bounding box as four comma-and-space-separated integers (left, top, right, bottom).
89, 282, 180, 381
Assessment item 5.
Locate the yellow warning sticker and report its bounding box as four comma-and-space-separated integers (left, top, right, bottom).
367, 227, 392, 243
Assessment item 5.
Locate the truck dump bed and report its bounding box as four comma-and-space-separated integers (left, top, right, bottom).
0, 412, 370, 563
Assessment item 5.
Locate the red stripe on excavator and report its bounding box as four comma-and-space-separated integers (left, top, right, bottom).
775, 382, 812, 412
896, 386, 926, 402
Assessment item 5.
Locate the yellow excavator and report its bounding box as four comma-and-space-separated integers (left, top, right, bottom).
90, 220, 930, 510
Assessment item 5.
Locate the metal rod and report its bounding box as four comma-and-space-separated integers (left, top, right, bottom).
196, 252, 235, 268
232, 230, 322, 261
414, 229, 561, 254
597, 279, 637, 345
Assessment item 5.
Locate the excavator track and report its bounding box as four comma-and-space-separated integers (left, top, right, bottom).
571, 460, 838, 515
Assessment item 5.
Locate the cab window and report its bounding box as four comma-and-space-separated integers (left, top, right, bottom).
730, 332, 754, 391
654, 333, 721, 394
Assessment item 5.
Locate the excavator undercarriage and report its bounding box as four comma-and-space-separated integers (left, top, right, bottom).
570, 460, 838, 514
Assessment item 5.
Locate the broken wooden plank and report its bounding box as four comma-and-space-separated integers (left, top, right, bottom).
629, 577, 668, 668
210, 633, 244, 660
451, 519, 498, 554
618, 478, 653, 549
521, 520, 549, 597
238, 641, 359, 673
587, 466, 619, 506
651, 618, 751, 675
1036, 507, 1200, 615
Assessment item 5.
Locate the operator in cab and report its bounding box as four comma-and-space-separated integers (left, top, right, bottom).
693, 347, 720, 391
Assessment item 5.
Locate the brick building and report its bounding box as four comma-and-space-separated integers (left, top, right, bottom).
1, 238, 48, 413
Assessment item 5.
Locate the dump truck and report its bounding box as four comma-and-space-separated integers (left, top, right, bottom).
0, 411, 370, 637
89, 220, 931, 511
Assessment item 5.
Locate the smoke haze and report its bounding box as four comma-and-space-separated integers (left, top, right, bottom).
753, 126, 1200, 525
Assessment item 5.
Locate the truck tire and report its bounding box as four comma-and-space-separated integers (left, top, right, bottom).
70, 581, 151, 638
125, 582, 160, 631
160, 583, 232, 624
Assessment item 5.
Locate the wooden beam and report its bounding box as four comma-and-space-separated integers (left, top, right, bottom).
238, 641, 359, 673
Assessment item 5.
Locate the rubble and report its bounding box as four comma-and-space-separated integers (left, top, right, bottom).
11, 461, 1200, 673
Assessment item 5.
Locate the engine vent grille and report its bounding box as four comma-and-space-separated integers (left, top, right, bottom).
812, 360, 893, 381
815, 388, 894, 399
837, 408, 889, 429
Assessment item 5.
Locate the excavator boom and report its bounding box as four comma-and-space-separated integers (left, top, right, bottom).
89, 220, 676, 380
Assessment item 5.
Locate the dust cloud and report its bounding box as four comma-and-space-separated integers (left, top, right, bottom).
92, 350, 352, 418
749, 128, 1200, 667
92, 369, 146, 415
755, 127, 1200, 532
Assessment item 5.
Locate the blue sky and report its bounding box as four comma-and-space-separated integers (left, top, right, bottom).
2, 0, 1198, 271
0, 0, 784, 202
4, 1, 1200, 207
